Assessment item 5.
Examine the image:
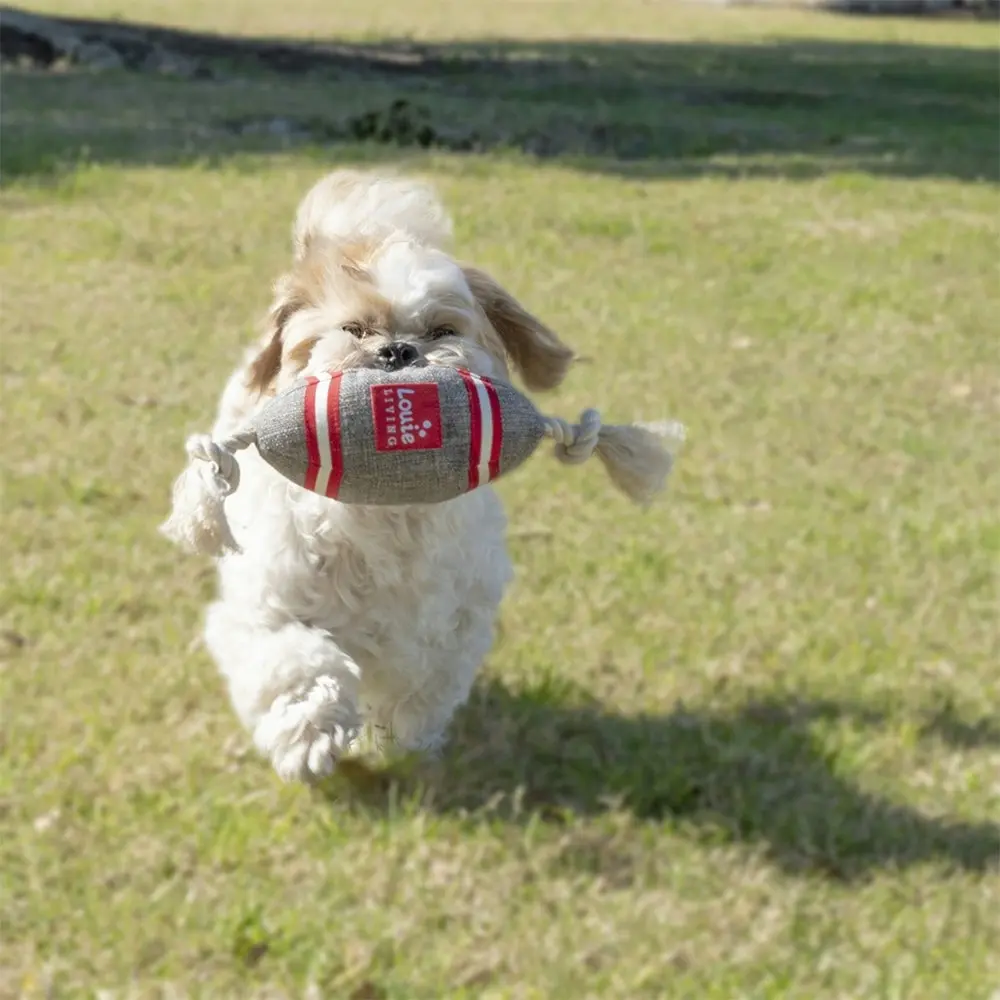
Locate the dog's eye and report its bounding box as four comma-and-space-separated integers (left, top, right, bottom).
343, 322, 366, 339
428, 325, 457, 340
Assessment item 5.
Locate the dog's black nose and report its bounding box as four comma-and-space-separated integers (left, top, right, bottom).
376, 342, 419, 371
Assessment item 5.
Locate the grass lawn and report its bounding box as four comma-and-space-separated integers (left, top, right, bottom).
2, 1, 998, 997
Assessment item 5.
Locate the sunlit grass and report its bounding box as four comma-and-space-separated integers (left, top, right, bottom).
2, 2, 998, 998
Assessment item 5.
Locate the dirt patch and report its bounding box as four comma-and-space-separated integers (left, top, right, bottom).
0, 5, 494, 79
1, 7, 210, 75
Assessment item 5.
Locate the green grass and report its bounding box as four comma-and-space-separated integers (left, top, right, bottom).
2, 2, 999, 998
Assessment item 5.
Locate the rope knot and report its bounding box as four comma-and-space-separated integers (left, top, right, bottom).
184, 428, 257, 496
544, 408, 602, 466
160, 426, 258, 557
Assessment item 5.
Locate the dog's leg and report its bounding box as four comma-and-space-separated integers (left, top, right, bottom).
366, 656, 483, 758
205, 602, 361, 782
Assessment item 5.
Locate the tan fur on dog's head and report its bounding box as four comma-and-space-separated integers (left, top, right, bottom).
245, 170, 574, 400
460, 265, 574, 392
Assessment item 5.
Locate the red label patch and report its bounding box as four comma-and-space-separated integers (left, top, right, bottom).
371, 383, 443, 452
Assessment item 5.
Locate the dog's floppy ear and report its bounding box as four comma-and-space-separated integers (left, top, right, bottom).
462, 265, 574, 392
246, 275, 309, 396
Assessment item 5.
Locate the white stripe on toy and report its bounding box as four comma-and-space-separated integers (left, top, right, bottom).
471, 373, 493, 487
314, 376, 334, 496
303, 373, 344, 498
457, 369, 504, 489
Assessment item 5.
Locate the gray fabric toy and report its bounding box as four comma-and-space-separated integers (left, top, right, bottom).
162, 366, 685, 556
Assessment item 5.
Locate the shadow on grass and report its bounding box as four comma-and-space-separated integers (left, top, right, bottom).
2, 6, 997, 184
325, 679, 1000, 883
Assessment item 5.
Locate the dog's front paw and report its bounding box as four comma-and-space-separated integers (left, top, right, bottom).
253, 676, 359, 783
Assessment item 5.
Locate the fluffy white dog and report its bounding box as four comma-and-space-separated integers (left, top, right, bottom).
168, 169, 575, 783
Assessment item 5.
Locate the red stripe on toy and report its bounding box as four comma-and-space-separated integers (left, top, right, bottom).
483, 376, 503, 483
458, 369, 482, 491
324, 372, 344, 498
303, 376, 320, 492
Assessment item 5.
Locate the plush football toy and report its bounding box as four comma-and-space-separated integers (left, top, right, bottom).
162, 366, 685, 556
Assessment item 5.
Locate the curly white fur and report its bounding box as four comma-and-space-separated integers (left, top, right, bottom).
168, 168, 576, 782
